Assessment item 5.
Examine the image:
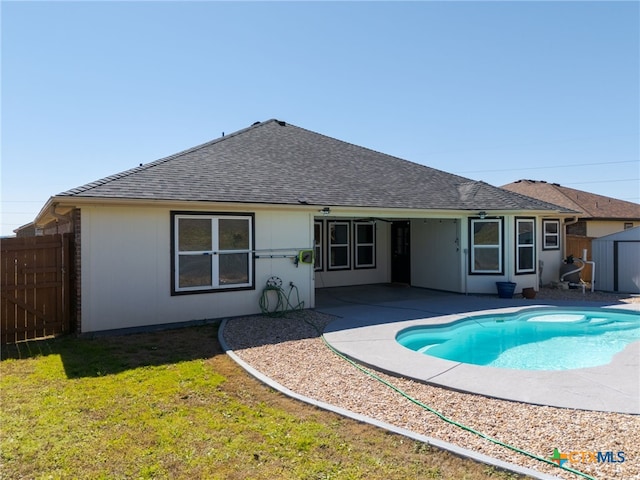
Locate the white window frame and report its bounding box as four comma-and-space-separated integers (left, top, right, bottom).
172, 213, 253, 294
542, 219, 560, 250
515, 217, 536, 274
354, 221, 375, 269
314, 221, 323, 271
328, 221, 351, 270
470, 217, 503, 274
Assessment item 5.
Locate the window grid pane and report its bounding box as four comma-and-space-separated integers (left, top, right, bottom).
473, 247, 500, 272
178, 254, 212, 288
219, 253, 249, 285
518, 246, 534, 271
178, 218, 212, 251
219, 219, 250, 250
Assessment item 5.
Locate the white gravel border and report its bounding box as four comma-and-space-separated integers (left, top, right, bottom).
219, 319, 560, 480
220, 304, 639, 480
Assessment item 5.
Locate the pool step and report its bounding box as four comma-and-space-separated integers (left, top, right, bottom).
588, 318, 613, 326
527, 314, 586, 323
417, 344, 439, 354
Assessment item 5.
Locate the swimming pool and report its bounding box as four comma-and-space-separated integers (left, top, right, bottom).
396, 308, 640, 370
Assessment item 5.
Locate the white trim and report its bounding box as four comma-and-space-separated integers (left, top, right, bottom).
328, 221, 351, 270
516, 218, 536, 273
354, 221, 376, 268
470, 218, 503, 274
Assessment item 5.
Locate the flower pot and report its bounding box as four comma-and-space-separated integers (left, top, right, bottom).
496, 281, 517, 299
522, 287, 536, 299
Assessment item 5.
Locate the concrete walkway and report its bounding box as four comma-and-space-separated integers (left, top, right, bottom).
317, 285, 640, 414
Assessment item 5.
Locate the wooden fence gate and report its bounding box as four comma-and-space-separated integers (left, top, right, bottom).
1, 234, 74, 344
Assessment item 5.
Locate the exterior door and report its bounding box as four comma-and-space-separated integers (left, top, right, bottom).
391, 221, 411, 284
615, 241, 640, 293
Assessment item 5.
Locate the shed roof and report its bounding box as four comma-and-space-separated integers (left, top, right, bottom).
56, 120, 570, 212
501, 180, 640, 220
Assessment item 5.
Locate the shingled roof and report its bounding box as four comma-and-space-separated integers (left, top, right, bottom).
501, 180, 640, 220
57, 119, 570, 212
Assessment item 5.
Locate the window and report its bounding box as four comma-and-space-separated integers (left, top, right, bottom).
354, 222, 375, 268
314, 221, 323, 271
172, 213, 253, 293
624, 222, 634, 230
470, 218, 503, 274
328, 221, 350, 269
516, 218, 535, 274
542, 219, 560, 250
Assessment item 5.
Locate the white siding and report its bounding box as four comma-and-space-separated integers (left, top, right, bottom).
78, 206, 566, 331
80, 205, 314, 333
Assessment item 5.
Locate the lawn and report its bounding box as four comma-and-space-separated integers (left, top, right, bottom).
1, 323, 523, 479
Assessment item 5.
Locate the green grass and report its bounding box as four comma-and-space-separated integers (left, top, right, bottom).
1, 324, 524, 479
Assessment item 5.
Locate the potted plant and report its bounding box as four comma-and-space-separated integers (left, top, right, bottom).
496, 281, 517, 299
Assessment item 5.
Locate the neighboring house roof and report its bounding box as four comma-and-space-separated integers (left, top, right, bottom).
501, 180, 640, 220
54, 119, 570, 212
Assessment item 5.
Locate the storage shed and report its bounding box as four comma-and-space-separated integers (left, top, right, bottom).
592, 226, 640, 293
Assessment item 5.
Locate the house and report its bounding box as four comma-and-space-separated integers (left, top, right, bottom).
501, 180, 640, 238
32, 119, 575, 333
501, 180, 640, 286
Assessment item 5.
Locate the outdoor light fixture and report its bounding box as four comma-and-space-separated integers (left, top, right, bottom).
478, 211, 487, 219
320, 207, 331, 216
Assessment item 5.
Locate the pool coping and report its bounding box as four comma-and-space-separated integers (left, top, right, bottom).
323, 303, 640, 414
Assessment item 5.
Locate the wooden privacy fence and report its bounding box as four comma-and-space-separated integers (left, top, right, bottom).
1, 234, 73, 344
566, 235, 594, 283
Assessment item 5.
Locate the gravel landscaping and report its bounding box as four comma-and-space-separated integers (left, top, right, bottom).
222, 288, 639, 480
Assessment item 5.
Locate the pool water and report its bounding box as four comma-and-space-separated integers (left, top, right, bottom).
396, 308, 640, 370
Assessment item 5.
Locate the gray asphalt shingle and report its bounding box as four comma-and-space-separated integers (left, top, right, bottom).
58, 119, 570, 212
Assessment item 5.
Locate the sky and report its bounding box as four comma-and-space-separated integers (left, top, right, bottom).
2, 1, 639, 236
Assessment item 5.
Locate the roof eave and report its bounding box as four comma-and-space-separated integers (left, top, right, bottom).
37, 195, 577, 219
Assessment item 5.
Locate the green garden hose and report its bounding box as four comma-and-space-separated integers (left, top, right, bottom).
259, 277, 304, 317
299, 314, 596, 480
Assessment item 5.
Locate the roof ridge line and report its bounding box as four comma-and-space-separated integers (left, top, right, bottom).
551, 183, 591, 215
496, 182, 576, 212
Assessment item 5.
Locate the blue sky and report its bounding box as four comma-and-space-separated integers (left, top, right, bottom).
2, 1, 638, 236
